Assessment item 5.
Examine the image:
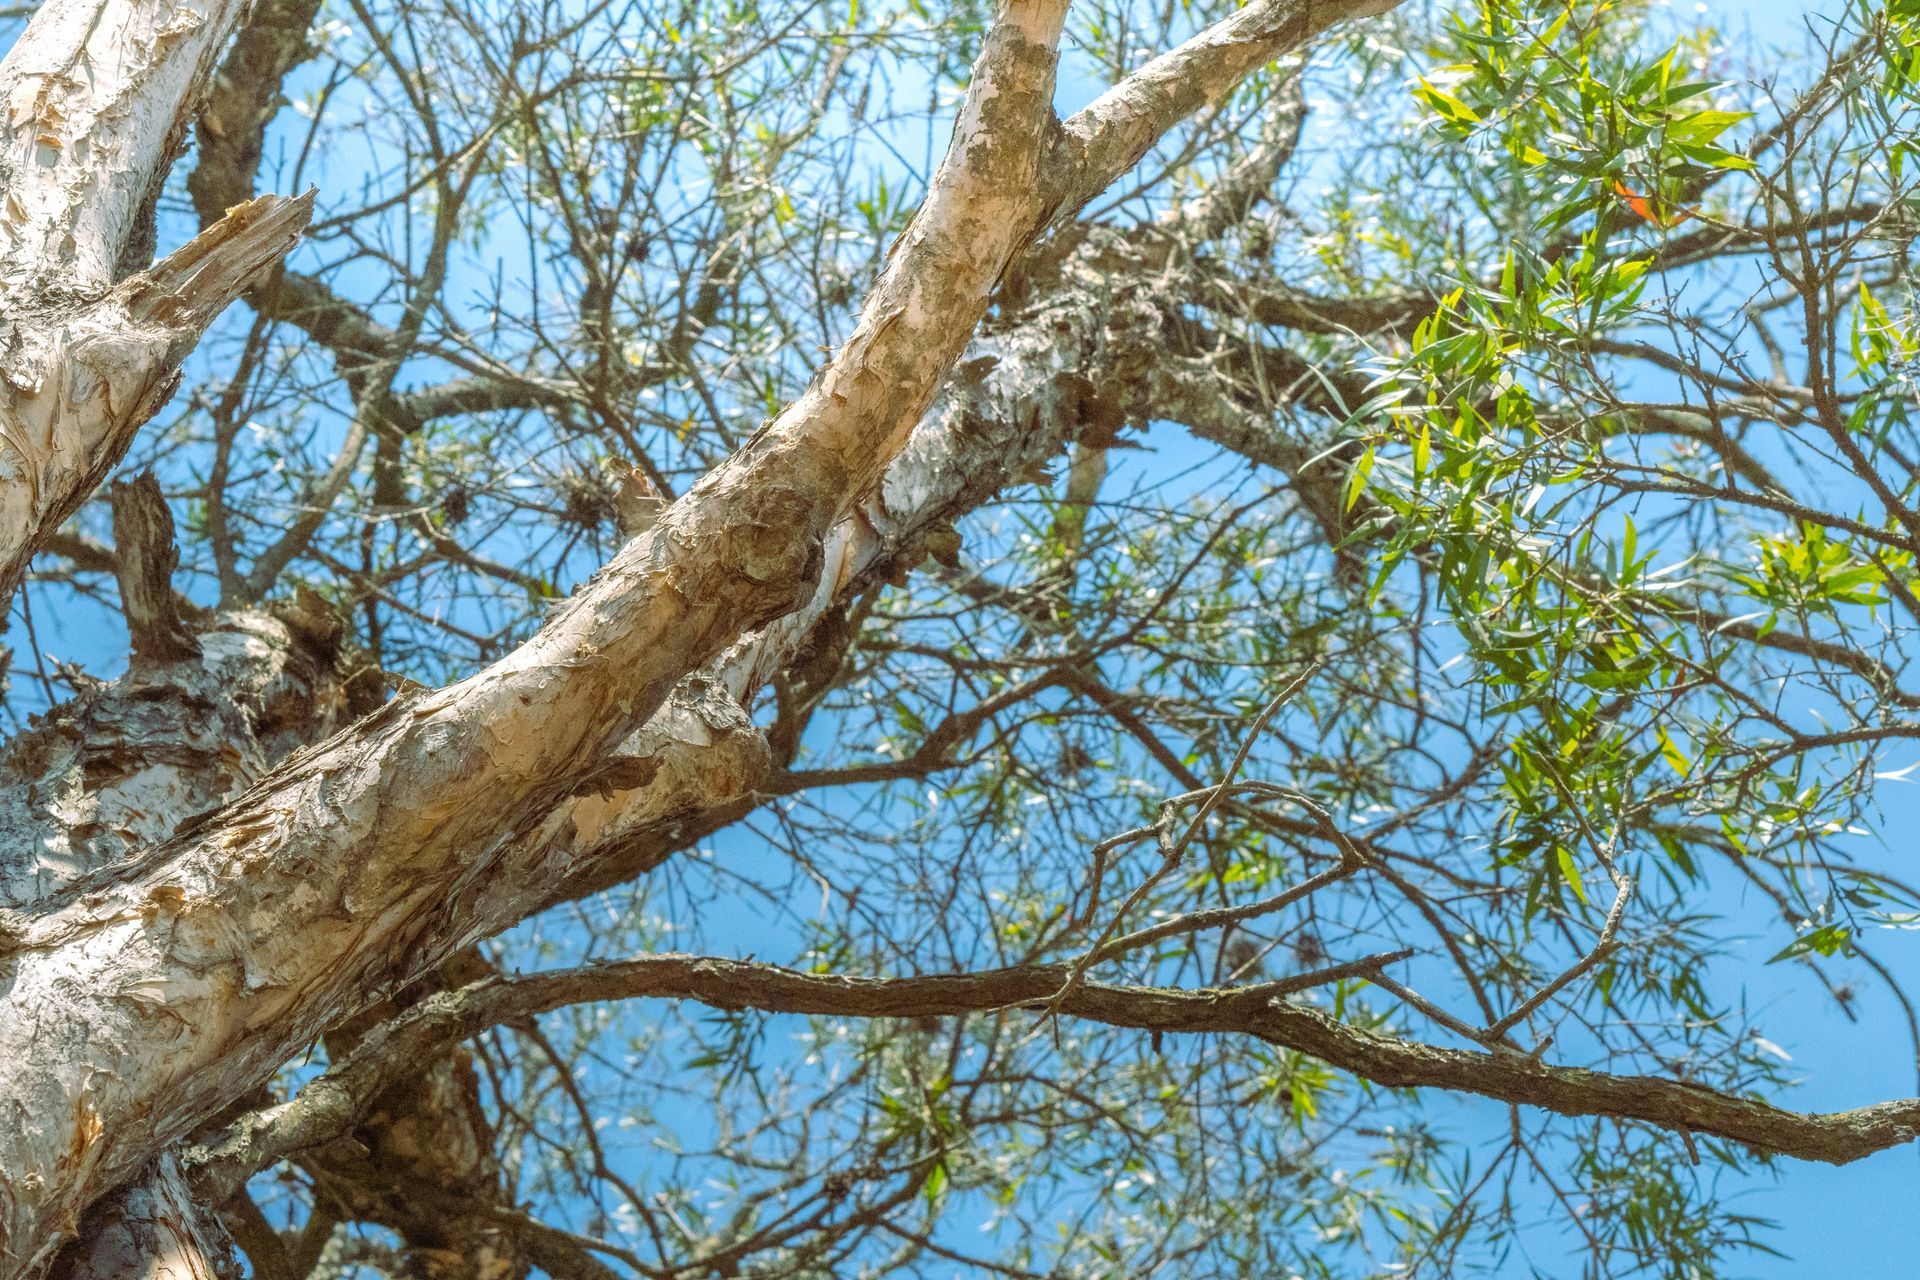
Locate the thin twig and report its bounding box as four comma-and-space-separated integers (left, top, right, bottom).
1034, 662, 1323, 1026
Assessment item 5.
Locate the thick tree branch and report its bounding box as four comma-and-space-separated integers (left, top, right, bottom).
1044, 0, 1400, 223
0, 3, 1078, 1260
0, 0, 249, 289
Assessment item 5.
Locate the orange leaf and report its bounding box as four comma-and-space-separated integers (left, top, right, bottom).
1612, 178, 1690, 229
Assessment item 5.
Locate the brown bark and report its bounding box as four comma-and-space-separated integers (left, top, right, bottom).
193, 954, 1920, 1177
109, 474, 198, 665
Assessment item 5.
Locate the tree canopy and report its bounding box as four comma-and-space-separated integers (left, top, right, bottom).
2, 0, 1919, 1276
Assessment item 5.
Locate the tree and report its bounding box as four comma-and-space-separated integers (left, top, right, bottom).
0, 0, 1916, 1274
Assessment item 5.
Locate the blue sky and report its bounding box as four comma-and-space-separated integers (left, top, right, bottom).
7, 0, 1920, 1273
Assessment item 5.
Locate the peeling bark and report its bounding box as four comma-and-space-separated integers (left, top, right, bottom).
0, 7, 1078, 1262
0, 596, 365, 909
0, 0, 250, 290
0, 166, 1299, 1280
109, 473, 198, 665
16, 200, 1158, 1280
0, 0, 315, 605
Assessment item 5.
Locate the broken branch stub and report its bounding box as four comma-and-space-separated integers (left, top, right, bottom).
0, 192, 315, 604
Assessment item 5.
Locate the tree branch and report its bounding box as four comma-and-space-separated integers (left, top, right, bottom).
190, 953, 1920, 1200
1044, 0, 1401, 225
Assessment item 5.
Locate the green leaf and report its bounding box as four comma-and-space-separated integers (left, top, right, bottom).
1656, 726, 1691, 777
1557, 847, 1589, 905
923, 1158, 949, 1206
1767, 923, 1853, 963
1346, 445, 1375, 511
1666, 109, 1752, 145
1675, 142, 1755, 171
1415, 76, 1483, 124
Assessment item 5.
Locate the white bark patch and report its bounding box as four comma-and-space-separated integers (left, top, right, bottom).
0, 0, 314, 608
